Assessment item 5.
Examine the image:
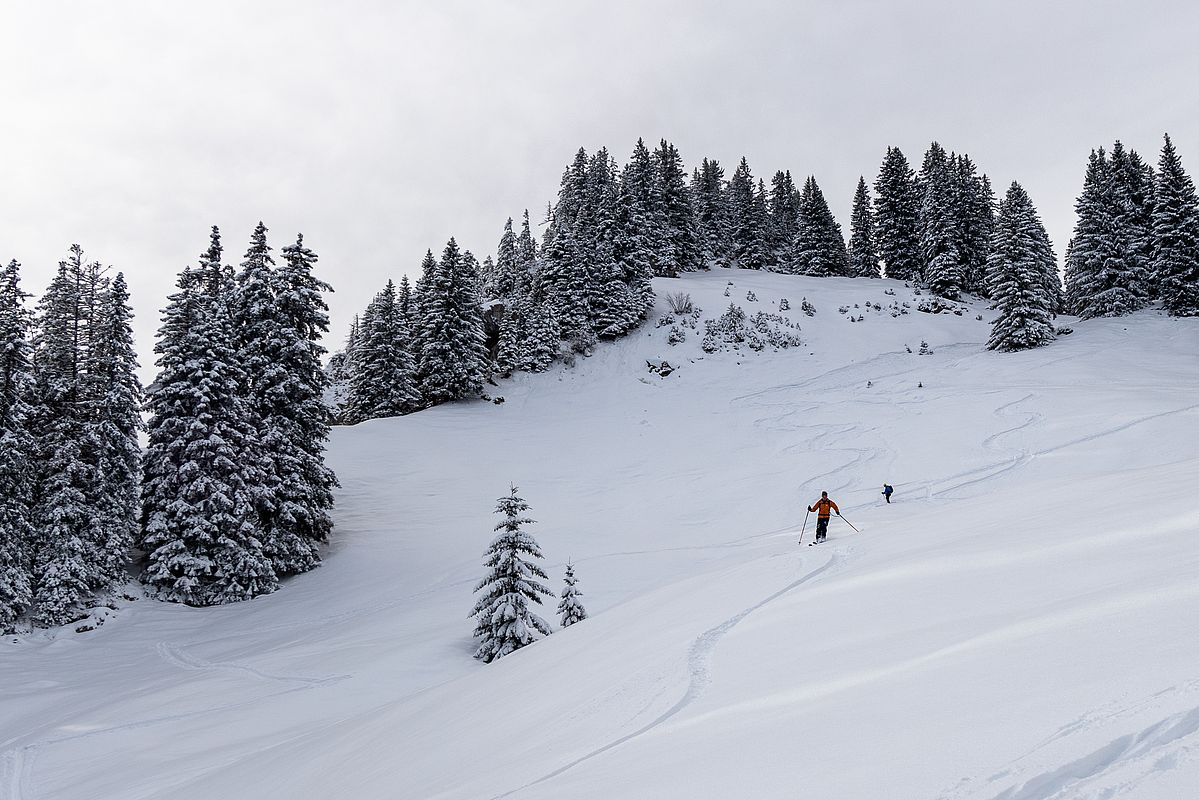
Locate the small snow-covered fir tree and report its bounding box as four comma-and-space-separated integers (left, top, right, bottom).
470, 486, 555, 662
557, 561, 587, 628
986, 182, 1058, 352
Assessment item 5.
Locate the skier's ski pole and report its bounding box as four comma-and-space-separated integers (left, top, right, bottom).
798, 508, 810, 545
839, 514, 860, 533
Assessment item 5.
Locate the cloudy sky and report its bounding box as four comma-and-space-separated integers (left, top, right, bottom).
4, 0, 1197, 372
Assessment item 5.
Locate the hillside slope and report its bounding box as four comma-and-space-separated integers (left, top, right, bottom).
3, 270, 1198, 800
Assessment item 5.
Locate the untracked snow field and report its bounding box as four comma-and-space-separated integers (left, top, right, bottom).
3, 270, 1199, 800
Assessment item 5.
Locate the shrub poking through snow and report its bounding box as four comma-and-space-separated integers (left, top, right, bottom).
667, 326, 686, 345
801, 298, 816, 316
557, 562, 587, 628
919, 339, 933, 355
779, 298, 790, 311
746, 290, 758, 302
665, 292, 694, 315
470, 486, 554, 663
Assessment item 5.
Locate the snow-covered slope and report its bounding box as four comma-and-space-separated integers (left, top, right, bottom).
4, 270, 1198, 800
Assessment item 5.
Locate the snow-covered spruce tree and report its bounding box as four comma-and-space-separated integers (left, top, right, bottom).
1152, 133, 1199, 316
557, 561, 587, 628
140, 231, 277, 606
949, 155, 995, 295
874, 147, 922, 281
28, 247, 107, 626
614, 139, 664, 311
691, 158, 732, 267
515, 209, 539, 292
232, 223, 320, 574
495, 291, 527, 376
0, 260, 35, 631
490, 217, 520, 299
791, 176, 849, 277
848, 177, 880, 278
1064, 146, 1151, 318
88, 272, 143, 589
586, 148, 641, 338
1109, 141, 1156, 306
768, 170, 801, 269
918, 143, 965, 298
347, 280, 421, 422
986, 182, 1058, 352
470, 486, 554, 662
267, 235, 338, 566
520, 300, 560, 372
415, 238, 489, 404
397, 274, 413, 328
654, 139, 702, 276
727, 157, 770, 270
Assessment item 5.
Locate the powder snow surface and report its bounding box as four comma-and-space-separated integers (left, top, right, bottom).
3, 270, 1198, 800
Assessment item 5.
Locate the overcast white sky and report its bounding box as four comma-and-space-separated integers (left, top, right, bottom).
4, 0, 1198, 373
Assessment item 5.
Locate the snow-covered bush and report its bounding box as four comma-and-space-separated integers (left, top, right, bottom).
667, 326, 686, 345
801, 298, 816, 316
779, 298, 790, 311
746, 290, 758, 302
701, 304, 802, 353
919, 340, 933, 355
917, 296, 966, 315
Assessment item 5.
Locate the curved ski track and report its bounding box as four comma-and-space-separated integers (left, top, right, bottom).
491, 553, 842, 799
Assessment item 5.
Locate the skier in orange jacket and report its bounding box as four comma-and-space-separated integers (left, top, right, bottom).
808, 491, 840, 544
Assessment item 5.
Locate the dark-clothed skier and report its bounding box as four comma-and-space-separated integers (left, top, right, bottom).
808, 491, 840, 543
882, 484, 893, 503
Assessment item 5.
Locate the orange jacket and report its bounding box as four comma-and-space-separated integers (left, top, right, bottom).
808, 497, 839, 519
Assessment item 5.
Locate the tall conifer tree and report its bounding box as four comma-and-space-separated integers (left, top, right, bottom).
1152, 134, 1199, 316
873, 147, 922, 281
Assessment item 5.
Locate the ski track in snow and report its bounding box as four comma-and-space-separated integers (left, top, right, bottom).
0, 681, 330, 800
154, 641, 349, 686
983, 704, 1199, 799
491, 553, 844, 799
0, 644, 348, 800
